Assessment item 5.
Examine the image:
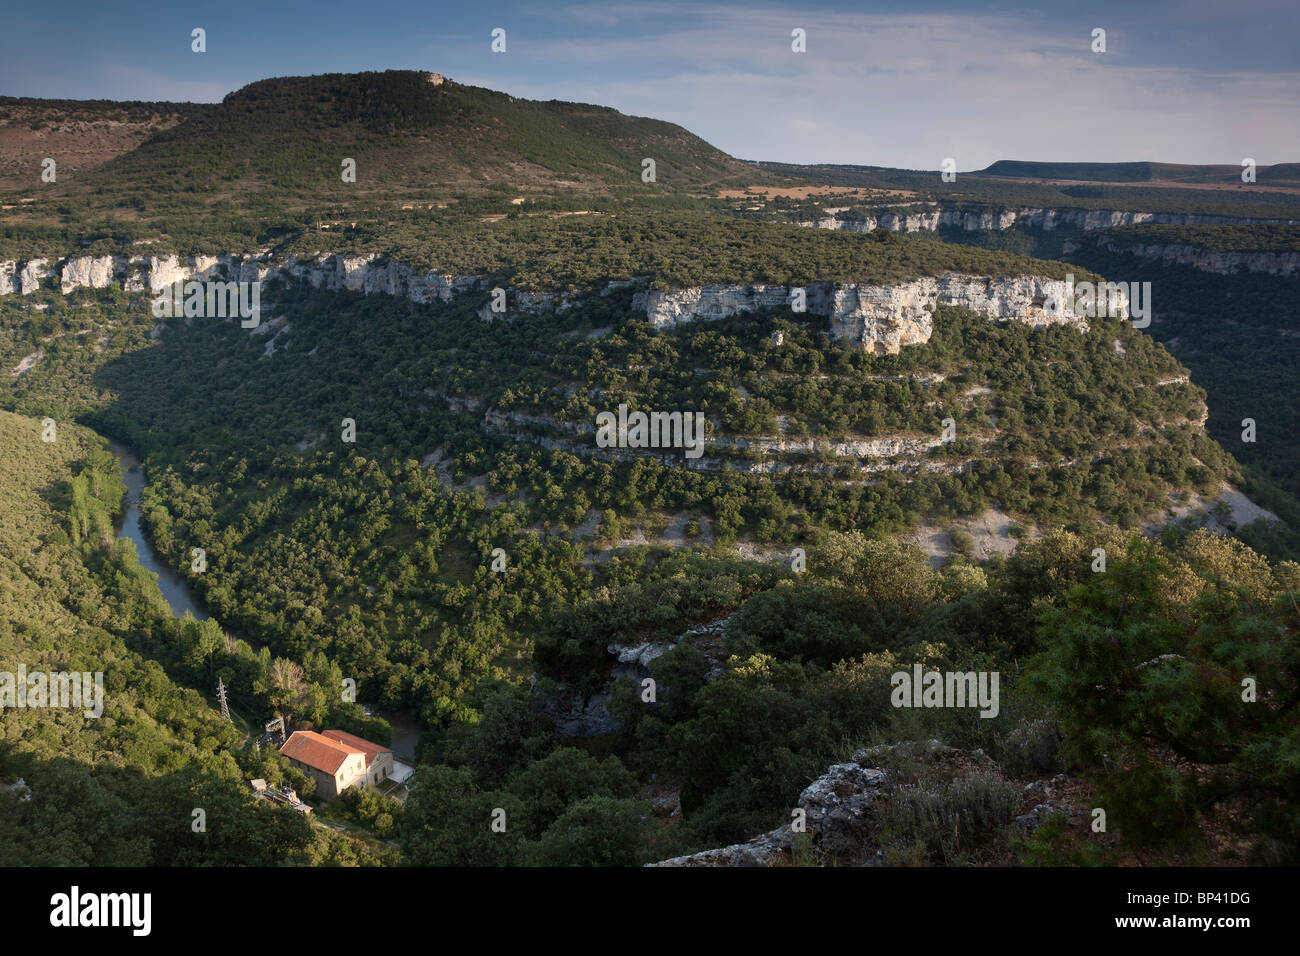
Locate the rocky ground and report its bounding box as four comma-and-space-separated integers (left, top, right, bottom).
652, 739, 1088, 867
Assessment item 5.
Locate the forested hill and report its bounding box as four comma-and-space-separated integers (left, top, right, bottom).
2, 70, 778, 217
0, 411, 392, 864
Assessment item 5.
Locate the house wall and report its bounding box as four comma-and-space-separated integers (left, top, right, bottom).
288, 752, 367, 800
369, 752, 395, 786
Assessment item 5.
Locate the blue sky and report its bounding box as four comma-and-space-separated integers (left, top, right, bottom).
2, 0, 1297, 169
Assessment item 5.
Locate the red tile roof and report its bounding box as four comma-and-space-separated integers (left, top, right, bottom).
280, 731, 359, 775
320, 729, 392, 769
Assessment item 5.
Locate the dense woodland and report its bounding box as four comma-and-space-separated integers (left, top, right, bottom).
0, 278, 1233, 725
0, 413, 391, 864
0, 203, 1093, 295
2, 409, 1294, 864
1061, 241, 1300, 561
1, 71, 1296, 868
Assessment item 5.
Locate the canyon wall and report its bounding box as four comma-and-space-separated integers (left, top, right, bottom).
798, 206, 1298, 235
0, 252, 1097, 355
633, 274, 1095, 354
1064, 236, 1300, 277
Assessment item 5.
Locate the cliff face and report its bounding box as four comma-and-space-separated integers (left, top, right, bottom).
798, 206, 1297, 236
1, 251, 481, 301
634, 274, 1092, 354
0, 252, 1093, 355
1066, 235, 1300, 276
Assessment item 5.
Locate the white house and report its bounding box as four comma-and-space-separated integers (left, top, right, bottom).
279, 729, 393, 799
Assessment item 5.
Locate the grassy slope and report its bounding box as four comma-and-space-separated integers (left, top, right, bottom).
0, 410, 231, 771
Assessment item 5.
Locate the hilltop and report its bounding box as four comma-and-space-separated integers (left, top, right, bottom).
0, 97, 203, 191
1, 70, 779, 223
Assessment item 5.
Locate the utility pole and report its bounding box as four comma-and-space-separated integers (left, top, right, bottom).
216, 677, 231, 723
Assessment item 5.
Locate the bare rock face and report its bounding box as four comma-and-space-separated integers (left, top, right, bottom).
338, 254, 376, 291
0, 261, 15, 295
530, 681, 619, 737
60, 255, 117, 292
20, 259, 49, 294
632, 273, 1089, 355
632, 284, 806, 328
711, 433, 947, 460
146, 255, 191, 291
1083, 235, 1300, 277
2, 251, 1094, 356
480, 289, 582, 320
801, 206, 1297, 236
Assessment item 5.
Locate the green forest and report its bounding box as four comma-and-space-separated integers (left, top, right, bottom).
2, 68, 1297, 870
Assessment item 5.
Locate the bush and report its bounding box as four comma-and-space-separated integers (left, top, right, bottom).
873, 770, 1020, 865
996, 718, 1064, 777
522, 796, 652, 866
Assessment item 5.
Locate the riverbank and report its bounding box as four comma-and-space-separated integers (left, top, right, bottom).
104, 436, 423, 760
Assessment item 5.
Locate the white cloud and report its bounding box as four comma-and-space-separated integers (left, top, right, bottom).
461, 5, 1300, 167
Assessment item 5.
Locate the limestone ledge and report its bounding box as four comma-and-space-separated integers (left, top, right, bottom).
0, 252, 1095, 355
798, 206, 1298, 235
1064, 236, 1300, 277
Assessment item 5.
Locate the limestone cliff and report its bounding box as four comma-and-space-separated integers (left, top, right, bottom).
2, 251, 1096, 355
1065, 235, 1300, 277
633, 273, 1093, 355
799, 206, 1297, 236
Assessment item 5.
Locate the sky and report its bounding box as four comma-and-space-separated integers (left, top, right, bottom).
2, 0, 1297, 170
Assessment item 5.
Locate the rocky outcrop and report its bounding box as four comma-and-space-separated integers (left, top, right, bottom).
478, 288, 583, 321
633, 273, 1093, 354
800, 206, 1298, 236
652, 740, 1040, 867
1068, 235, 1300, 277
608, 617, 730, 682
533, 617, 732, 737
0, 251, 482, 303
711, 434, 948, 460
20, 259, 49, 294
0, 251, 1099, 354
60, 255, 117, 292
483, 408, 976, 476
530, 680, 619, 737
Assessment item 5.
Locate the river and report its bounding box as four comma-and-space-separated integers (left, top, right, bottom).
107, 439, 423, 761
109, 441, 210, 621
